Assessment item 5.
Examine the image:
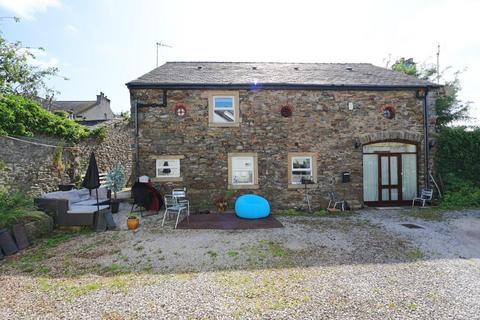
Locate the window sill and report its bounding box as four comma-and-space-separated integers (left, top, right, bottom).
228, 184, 259, 190
288, 183, 317, 190
151, 177, 183, 182
209, 122, 240, 128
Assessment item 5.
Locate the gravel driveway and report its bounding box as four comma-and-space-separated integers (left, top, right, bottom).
1, 206, 479, 319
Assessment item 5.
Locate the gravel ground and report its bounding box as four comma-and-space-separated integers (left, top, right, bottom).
0, 205, 479, 319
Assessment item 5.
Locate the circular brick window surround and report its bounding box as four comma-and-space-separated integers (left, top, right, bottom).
174, 104, 187, 117
382, 105, 396, 119
280, 105, 293, 117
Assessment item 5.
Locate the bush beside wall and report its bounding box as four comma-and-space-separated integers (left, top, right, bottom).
0, 95, 90, 143
435, 127, 480, 208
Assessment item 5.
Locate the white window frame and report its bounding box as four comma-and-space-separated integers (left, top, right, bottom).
208, 91, 240, 127
291, 156, 313, 184
288, 152, 317, 188
228, 153, 258, 189
151, 155, 184, 182
232, 156, 255, 185
213, 96, 235, 123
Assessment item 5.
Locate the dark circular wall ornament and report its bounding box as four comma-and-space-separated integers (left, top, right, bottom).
174, 104, 187, 117
382, 105, 396, 119
280, 105, 293, 117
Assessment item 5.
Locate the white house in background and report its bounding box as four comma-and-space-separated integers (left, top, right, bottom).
45, 92, 114, 124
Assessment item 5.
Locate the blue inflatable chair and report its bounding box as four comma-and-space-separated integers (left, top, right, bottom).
235, 194, 270, 219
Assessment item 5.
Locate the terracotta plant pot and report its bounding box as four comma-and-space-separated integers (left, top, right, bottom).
127, 217, 139, 230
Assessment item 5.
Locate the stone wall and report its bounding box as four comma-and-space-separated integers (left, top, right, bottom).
0, 118, 133, 196
130, 88, 438, 210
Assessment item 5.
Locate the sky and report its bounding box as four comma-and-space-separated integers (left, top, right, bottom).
0, 0, 478, 122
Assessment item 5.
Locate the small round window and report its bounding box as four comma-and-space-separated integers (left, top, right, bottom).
280, 105, 293, 117
382, 105, 395, 119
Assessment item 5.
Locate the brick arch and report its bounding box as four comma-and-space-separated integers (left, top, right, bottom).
358, 131, 423, 145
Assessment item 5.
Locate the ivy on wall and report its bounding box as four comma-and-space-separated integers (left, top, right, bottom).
0, 94, 96, 143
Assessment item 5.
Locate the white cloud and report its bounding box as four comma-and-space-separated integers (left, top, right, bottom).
64, 24, 78, 34
0, 0, 60, 20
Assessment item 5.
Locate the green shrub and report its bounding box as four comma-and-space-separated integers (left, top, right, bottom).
436, 127, 480, 189
105, 162, 126, 199
89, 126, 108, 141
53, 110, 70, 118
0, 190, 41, 229
435, 127, 480, 209
440, 184, 480, 209
0, 94, 90, 143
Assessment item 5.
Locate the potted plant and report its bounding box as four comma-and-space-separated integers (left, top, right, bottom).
127, 212, 139, 230
213, 191, 234, 213
105, 162, 126, 213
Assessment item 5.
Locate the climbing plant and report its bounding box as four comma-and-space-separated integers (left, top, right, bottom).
0, 94, 95, 143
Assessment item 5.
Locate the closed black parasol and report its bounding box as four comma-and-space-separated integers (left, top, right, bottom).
82, 152, 101, 212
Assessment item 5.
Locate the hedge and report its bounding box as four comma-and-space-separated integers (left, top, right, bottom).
435, 127, 480, 208
436, 127, 480, 188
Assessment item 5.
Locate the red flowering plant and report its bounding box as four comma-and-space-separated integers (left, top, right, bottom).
212, 191, 235, 213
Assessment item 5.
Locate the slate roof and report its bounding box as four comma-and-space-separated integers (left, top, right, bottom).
127, 62, 439, 89
49, 100, 97, 114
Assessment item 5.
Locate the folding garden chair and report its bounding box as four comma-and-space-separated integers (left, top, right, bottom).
162, 195, 189, 229
327, 192, 345, 211
412, 188, 433, 207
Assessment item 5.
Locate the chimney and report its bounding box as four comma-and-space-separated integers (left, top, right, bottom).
96, 92, 109, 104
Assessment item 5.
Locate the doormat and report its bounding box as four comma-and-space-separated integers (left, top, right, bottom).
176, 212, 283, 230
401, 223, 424, 229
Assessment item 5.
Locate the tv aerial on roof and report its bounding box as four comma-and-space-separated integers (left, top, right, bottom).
156, 42, 172, 67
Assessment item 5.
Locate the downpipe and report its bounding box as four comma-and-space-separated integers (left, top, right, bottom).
423, 88, 430, 188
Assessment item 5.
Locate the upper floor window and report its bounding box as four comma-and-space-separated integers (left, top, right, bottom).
208, 91, 240, 127
213, 96, 235, 123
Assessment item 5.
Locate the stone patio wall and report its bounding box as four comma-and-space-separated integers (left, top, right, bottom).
0, 118, 133, 196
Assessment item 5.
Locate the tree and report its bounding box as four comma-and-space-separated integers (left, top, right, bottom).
435, 72, 470, 127
391, 57, 470, 127
391, 58, 418, 77
0, 32, 60, 98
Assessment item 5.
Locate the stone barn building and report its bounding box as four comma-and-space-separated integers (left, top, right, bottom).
127, 62, 440, 209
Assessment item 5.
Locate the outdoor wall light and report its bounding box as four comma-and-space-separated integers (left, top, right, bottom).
354, 140, 361, 149
428, 139, 436, 150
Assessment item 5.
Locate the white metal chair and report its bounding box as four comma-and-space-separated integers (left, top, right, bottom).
412, 188, 433, 207
162, 195, 189, 229
172, 188, 189, 216
327, 192, 345, 211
